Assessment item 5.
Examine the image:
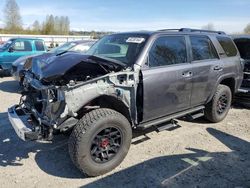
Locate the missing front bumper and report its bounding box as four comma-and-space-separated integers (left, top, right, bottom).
8, 105, 39, 141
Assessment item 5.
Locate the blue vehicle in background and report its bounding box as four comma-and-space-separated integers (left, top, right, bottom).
11, 40, 96, 82
0, 38, 46, 73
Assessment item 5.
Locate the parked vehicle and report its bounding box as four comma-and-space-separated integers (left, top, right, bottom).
233, 35, 250, 106
8, 28, 243, 177
11, 40, 96, 82
0, 38, 46, 72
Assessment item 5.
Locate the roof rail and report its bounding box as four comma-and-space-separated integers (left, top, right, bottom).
179, 28, 226, 35
157, 29, 180, 32
158, 28, 226, 35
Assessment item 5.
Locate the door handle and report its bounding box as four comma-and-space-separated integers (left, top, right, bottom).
182, 71, 193, 78
214, 66, 223, 71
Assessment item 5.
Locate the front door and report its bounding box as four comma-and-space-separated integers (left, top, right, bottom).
141, 35, 193, 122
5, 40, 33, 65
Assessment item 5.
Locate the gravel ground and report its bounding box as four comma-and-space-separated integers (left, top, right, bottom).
0, 76, 250, 188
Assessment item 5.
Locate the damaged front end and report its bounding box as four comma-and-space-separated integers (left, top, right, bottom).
8, 54, 138, 141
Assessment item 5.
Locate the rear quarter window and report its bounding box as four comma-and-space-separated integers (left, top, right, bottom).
217, 36, 238, 57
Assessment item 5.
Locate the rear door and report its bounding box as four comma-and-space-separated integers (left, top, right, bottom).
141, 35, 193, 122
188, 35, 222, 106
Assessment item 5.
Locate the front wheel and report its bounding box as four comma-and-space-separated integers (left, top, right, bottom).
204, 84, 232, 123
68, 108, 132, 177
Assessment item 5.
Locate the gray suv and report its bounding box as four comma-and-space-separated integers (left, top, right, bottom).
8, 28, 243, 177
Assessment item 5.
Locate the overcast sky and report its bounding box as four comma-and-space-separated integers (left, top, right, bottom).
0, 0, 249, 33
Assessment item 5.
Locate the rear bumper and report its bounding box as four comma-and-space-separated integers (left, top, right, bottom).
8, 105, 39, 141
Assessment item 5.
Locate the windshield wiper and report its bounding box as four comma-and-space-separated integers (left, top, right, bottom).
56, 50, 69, 56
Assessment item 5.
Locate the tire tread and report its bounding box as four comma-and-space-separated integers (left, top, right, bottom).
68, 108, 129, 176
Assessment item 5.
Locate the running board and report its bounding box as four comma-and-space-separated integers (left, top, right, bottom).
138, 106, 205, 129
238, 87, 250, 93
186, 110, 204, 121
156, 120, 180, 132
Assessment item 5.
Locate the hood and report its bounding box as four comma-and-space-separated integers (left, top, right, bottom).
28, 52, 125, 83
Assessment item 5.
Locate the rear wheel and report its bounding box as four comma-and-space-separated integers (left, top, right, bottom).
68, 108, 132, 177
204, 84, 232, 123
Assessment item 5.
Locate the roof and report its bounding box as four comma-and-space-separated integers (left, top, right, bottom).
111, 28, 227, 37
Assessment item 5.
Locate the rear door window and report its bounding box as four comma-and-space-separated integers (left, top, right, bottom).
217, 36, 238, 57
35, 41, 45, 51
149, 36, 187, 67
190, 36, 218, 61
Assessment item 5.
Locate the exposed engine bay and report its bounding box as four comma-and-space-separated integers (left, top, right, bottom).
17, 58, 138, 140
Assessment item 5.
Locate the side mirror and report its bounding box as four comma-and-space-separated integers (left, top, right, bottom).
8, 47, 14, 52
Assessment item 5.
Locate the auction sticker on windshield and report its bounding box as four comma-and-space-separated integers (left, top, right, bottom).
126, 37, 145, 43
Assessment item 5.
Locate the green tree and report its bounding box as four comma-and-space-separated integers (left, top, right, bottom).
41, 15, 70, 35
32, 20, 40, 34
54, 16, 60, 34
59, 16, 70, 35
244, 24, 250, 34
64, 16, 70, 35
4, 0, 23, 33
42, 15, 55, 34
90, 30, 98, 39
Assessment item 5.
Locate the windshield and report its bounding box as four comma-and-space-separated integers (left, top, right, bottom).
50, 42, 77, 54
70, 42, 95, 53
86, 33, 149, 66
0, 40, 13, 51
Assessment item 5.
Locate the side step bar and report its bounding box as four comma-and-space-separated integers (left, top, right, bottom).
156, 120, 179, 132
138, 106, 205, 129
238, 87, 250, 93
186, 110, 204, 121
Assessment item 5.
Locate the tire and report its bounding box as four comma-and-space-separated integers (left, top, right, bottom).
68, 108, 132, 177
204, 84, 232, 123
0, 69, 11, 77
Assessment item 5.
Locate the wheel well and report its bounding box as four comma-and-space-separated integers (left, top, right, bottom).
85, 95, 132, 123
220, 78, 235, 94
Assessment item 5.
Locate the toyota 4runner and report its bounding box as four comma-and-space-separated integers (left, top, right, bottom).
8, 28, 244, 177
